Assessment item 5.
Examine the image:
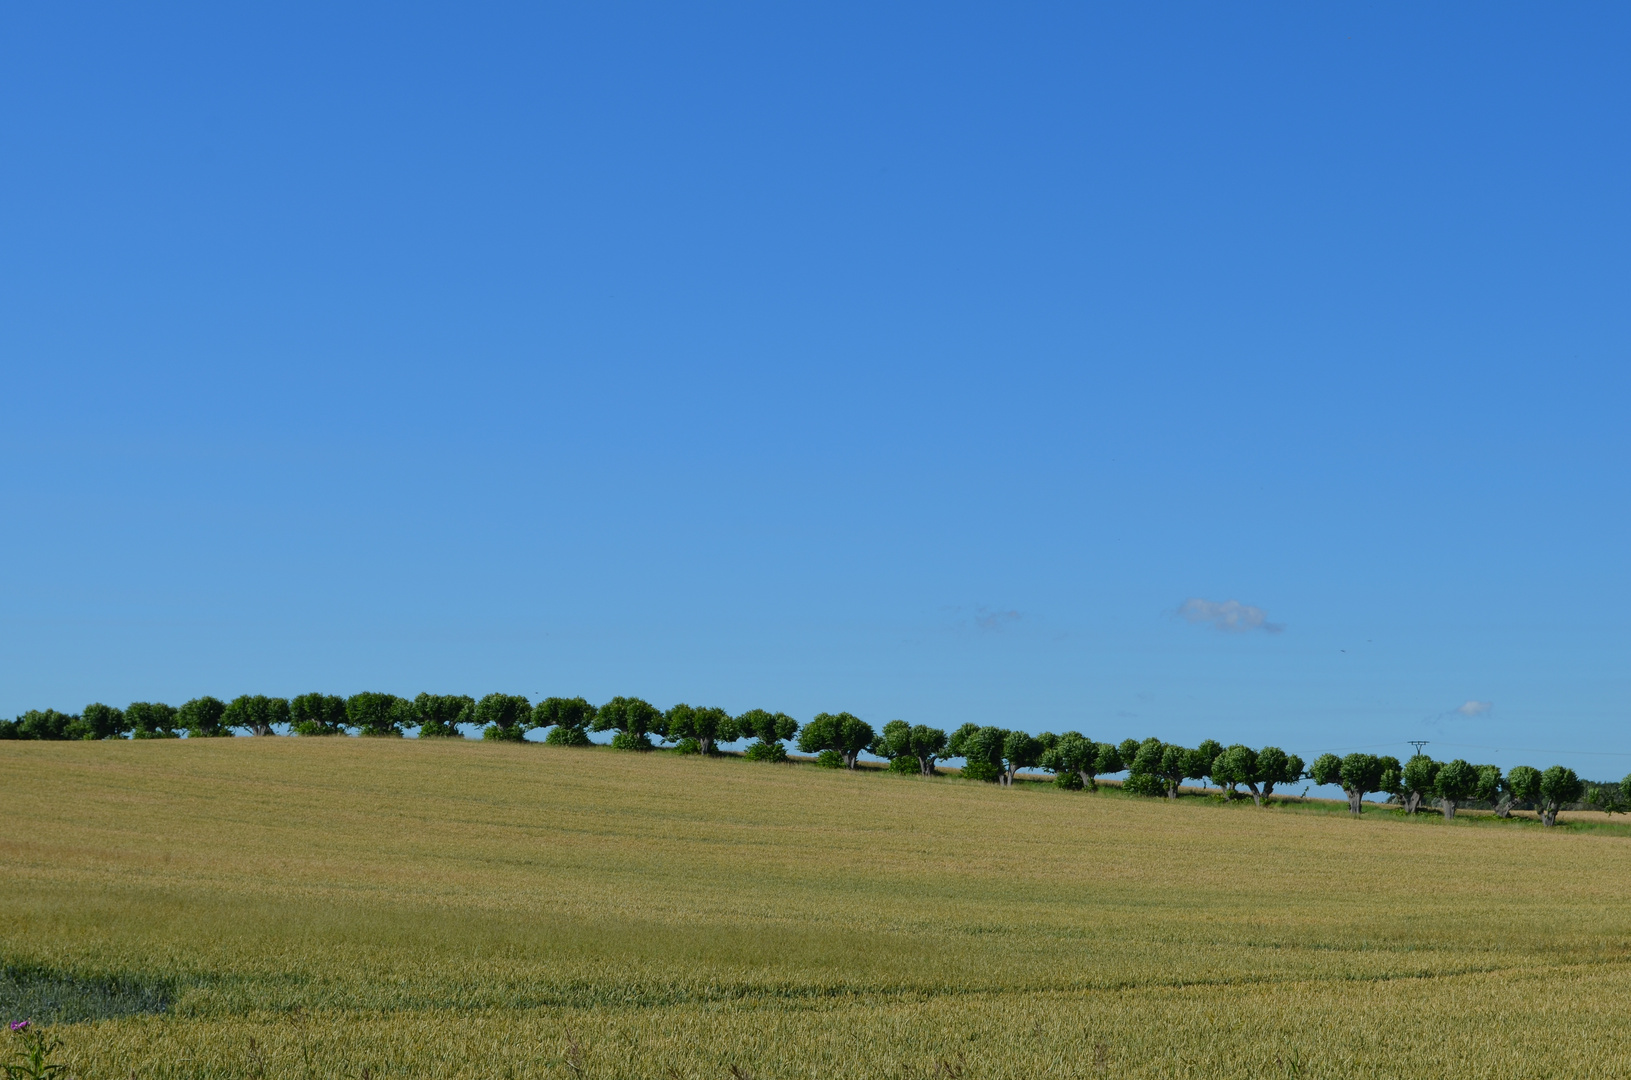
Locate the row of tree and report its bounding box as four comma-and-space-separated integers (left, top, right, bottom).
1304, 751, 1602, 827
1, 695, 1612, 826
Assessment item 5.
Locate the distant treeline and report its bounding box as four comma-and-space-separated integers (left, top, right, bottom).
3, 693, 1623, 827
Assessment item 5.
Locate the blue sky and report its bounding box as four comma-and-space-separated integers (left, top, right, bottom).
3, 3, 1628, 778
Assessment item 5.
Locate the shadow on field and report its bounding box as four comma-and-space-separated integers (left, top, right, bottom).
0, 962, 170, 1023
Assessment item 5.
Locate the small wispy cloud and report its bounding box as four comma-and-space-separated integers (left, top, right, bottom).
1455, 700, 1492, 717
975, 607, 1022, 632
1176, 597, 1284, 634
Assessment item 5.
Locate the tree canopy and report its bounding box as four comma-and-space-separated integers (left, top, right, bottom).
533, 696, 595, 747
1312, 753, 1401, 815
290, 693, 350, 735
474, 693, 532, 742
948, 724, 1007, 782
593, 696, 664, 750
126, 701, 179, 739
797, 712, 874, 769
1536, 765, 1584, 827
999, 731, 1043, 787
177, 697, 229, 738
223, 695, 289, 737
664, 704, 739, 755
1399, 754, 1439, 815
1433, 759, 1479, 820
79, 703, 130, 740
1040, 732, 1121, 791
346, 692, 412, 738
413, 693, 475, 739
737, 709, 799, 761
872, 721, 948, 776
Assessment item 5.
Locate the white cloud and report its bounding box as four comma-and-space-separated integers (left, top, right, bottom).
1455, 700, 1492, 717
1177, 597, 1284, 634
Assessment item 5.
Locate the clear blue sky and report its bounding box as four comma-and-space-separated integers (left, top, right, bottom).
3, 3, 1627, 777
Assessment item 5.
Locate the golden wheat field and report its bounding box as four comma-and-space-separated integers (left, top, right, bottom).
3, 738, 1631, 1079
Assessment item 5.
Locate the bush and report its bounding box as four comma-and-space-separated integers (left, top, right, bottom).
611, 731, 654, 751
543, 725, 591, 747
1053, 770, 1084, 790
1122, 773, 1165, 797
671, 737, 703, 755
483, 724, 526, 742
960, 759, 1001, 783
743, 740, 788, 762
887, 755, 919, 775
814, 749, 845, 768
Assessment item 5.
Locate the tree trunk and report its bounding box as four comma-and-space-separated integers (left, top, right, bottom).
699, 735, 714, 755
1246, 782, 1262, 808
1405, 792, 1421, 815
843, 750, 859, 769
1495, 796, 1512, 819
1347, 789, 1364, 815
1079, 770, 1097, 791
1442, 799, 1456, 820
1000, 768, 1014, 787
919, 756, 935, 777
1540, 806, 1557, 827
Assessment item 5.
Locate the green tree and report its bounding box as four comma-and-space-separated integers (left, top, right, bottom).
126, 702, 179, 739
1399, 755, 1440, 815
1536, 765, 1584, 827
411, 693, 474, 738
592, 696, 663, 750
998, 731, 1043, 786
737, 709, 799, 761
177, 696, 229, 738
473, 693, 532, 742
347, 692, 412, 738
1127, 739, 1205, 799
1040, 732, 1120, 791
664, 703, 740, 755
79, 703, 130, 740
533, 696, 594, 747
1312, 753, 1399, 815
1124, 738, 1170, 797
1209, 745, 1256, 801
1473, 764, 1503, 809
289, 693, 350, 735
1254, 747, 1303, 804
1506, 766, 1542, 816
1433, 758, 1478, 820
1190, 740, 1224, 787
1487, 766, 1516, 818
797, 712, 875, 769
222, 695, 289, 736
7, 710, 78, 740
1379, 755, 1404, 804
1584, 783, 1628, 817
871, 721, 949, 776
948, 724, 1007, 782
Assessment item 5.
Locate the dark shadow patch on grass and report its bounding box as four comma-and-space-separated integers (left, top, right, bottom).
0, 962, 170, 1024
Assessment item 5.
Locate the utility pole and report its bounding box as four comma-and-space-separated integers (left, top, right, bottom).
1407, 740, 1429, 757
